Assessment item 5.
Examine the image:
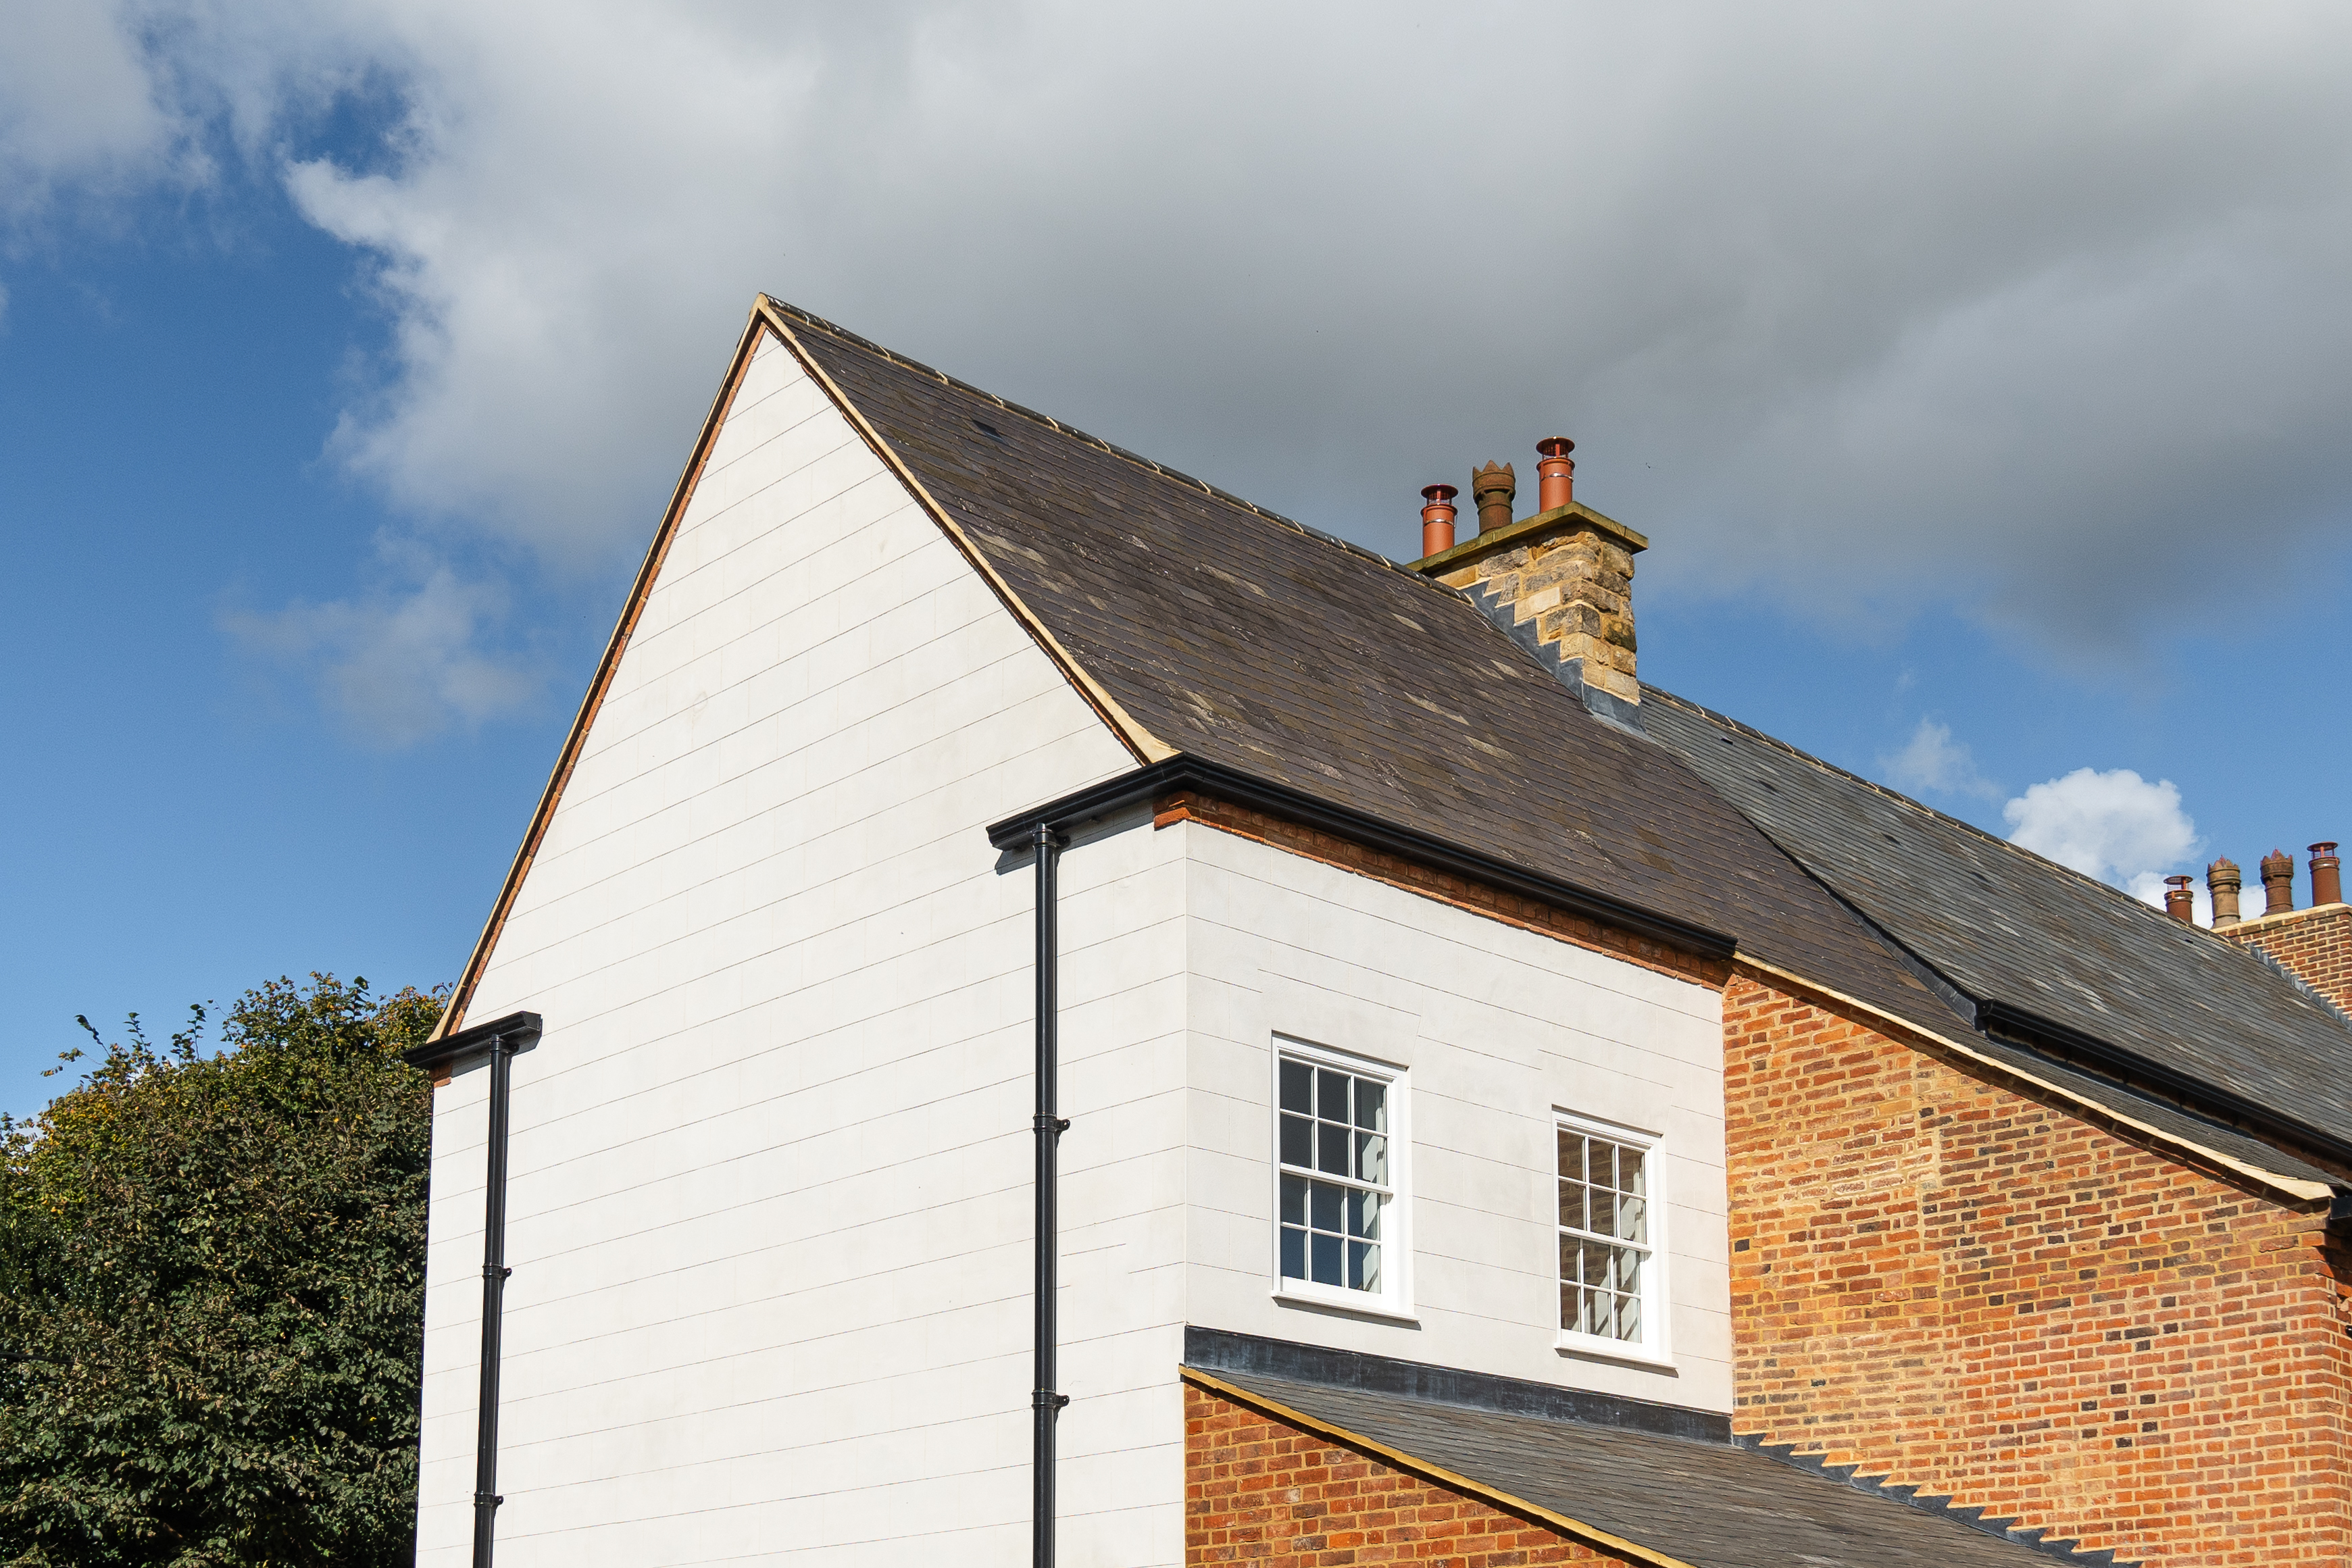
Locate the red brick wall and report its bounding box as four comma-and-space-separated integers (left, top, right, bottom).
1724, 973, 2352, 1567
1185, 1382, 1629, 1567
2224, 903, 2352, 1015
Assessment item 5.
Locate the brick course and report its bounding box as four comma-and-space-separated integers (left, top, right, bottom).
1724, 972, 2352, 1566
2222, 903, 2352, 1016
1185, 1382, 1630, 1567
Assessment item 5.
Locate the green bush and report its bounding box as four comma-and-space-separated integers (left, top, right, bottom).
0, 976, 443, 1567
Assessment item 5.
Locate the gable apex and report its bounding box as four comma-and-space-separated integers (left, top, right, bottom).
429, 297, 1165, 1040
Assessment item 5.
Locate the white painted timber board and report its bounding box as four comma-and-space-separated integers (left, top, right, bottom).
416, 335, 1169, 1567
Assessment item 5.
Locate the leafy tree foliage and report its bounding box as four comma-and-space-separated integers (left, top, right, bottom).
0, 975, 443, 1567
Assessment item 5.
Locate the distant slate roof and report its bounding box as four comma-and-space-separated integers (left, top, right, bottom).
1184, 1330, 2120, 1568
767, 297, 2351, 1189
1643, 689, 2352, 1165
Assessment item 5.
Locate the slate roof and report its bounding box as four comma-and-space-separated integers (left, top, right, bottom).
1184, 1353, 2113, 1568
782, 307, 1956, 1015
1643, 689, 2352, 1163
771, 297, 2351, 1188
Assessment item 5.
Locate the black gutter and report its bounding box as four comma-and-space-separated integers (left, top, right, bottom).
1974, 998, 2352, 1180
985, 755, 1736, 963
1028, 826, 1069, 1568
405, 1011, 544, 1568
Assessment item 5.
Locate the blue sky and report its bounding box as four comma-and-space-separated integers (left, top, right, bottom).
5, 4, 2350, 1118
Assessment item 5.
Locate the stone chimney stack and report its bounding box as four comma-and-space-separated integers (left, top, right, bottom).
2207, 857, 2242, 929
2261, 849, 2296, 915
1411, 439, 1648, 726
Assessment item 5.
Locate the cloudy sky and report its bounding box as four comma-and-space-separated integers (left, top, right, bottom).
4, 2, 2349, 1111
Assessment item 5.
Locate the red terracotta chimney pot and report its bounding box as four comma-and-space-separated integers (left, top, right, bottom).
2311, 842, 2343, 907
2163, 875, 2195, 923
1420, 484, 1459, 558
1536, 437, 1576, 512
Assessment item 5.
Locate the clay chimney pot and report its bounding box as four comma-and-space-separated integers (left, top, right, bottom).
1419, 484, 1459, 557
1536, 438, 1576, 512
2261, 849, 2296, 915
2163, 875, 2195, 923
2312, 842, 2343, 907
1470, 462, 1516, 534
2207, 856, 2241, 928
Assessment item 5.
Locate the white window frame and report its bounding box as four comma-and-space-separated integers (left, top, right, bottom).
1553, 1108, 1670, 1366
1270, 1036, 1413, 1321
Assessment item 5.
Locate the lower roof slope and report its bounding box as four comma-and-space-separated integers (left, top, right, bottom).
1644, 688, 2352, 1163
1186, 1342, 2107, 1568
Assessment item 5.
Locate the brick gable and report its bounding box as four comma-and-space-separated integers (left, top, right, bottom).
2224, 903, 2352, 1017
1185, 1383, 1636, 1567
1724, 973, 2352, 1566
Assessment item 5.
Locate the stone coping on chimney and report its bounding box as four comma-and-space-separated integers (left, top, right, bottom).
1407, 499, 1649, 575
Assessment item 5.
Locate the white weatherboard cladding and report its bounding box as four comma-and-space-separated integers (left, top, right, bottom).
1177, 821, 1733, 1410
414, 334, 1175, 1566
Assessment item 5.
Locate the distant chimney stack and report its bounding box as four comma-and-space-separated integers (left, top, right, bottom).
2220, 839, 2352, 1014
1420, 484, 1459, 557
2163, 876, 2195, 923
2207, 857, 2242, 928
1471, 462, 1516, 534
2261, 849, 2296, 915
2313, 842, 2344, 907
1536, 438, 1576, 511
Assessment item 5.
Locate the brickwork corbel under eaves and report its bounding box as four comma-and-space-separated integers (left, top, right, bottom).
1151, 789, 1729, 990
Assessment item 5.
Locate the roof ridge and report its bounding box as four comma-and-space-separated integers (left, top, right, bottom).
759, 295, 1468, 602
1642, 684, 2238, 948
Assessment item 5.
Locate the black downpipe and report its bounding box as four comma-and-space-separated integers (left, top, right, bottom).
472, 1030, 519, 1568
1031, 824, 1069, 1568
401, 1011, 540, 1568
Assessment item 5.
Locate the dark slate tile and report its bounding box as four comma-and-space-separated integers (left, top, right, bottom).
1208, 1367, 2110, 1568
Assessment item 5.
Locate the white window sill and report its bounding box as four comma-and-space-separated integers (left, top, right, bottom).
1272, 1284, 1420, 1326
1555, 1332, 1677, 1372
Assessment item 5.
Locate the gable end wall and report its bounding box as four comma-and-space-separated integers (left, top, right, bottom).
1724, 974, 2352, 1567
414, 332, 1178, 1566
1184, 1382, 1630, 1566
2225, 904, 2352, 1017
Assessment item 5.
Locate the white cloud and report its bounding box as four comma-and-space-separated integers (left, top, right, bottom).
222, 549, 539, 748
2003, 767, 2197, 907
1880, 717, 1999, 801
0, 0, 199, 228
18, 3, 2352, 731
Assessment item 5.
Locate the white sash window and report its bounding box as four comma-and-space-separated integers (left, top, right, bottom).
1274, 1040, 1408, 1315
1557, 1115, 1660, 1348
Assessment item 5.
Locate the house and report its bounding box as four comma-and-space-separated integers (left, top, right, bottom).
405, 297, 2352, 1567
